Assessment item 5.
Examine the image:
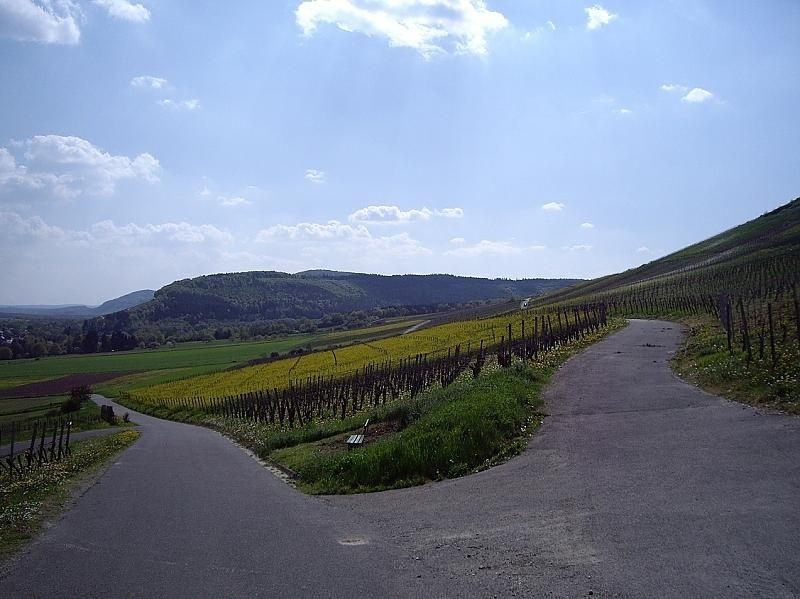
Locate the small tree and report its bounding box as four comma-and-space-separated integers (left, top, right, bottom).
0, 346, 12, 360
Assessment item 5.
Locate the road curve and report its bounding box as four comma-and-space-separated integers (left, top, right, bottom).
332, 319, 800, 597
1, 319, 799, 597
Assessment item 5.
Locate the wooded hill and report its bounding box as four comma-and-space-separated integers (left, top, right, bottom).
129, 272, 580, 325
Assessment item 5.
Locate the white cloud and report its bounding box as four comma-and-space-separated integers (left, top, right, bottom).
567, 244, 592, 251
445, 240, 545, 257
660, 83, 688, 94
541, 202, 565, 212
304, 169, 325, 184
0, 211, 73, 241
0, 212, 230, 247
0, 135, 160, 199
349, 205, 431, 223
93, 0, 149, 23
585, 4, 617, 30
580, 222, 595, 229
348, 205, 463, 224
218, 196, 251, 208
0, 0, 81, 44
90, 220, 232, 245
449, 237, 465, 244
616, 108, 633, 115
258, 220, 371, 242
681, 87, 714, 104
257, 219, 431, 259
131, 75, 167, 89
435, 207, 464, 218
522, 19, 556, 41
295, 0, 509, 58
636, 246, 650, 253
158, 98, 200, 111
661, 84, 715, 104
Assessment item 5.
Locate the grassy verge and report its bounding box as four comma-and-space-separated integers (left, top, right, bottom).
672, 315, 800, 414
270, 319, 627, 494
0, 430, 140, 561
274, 364, 546, 493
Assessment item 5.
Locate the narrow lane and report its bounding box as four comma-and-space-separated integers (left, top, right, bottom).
334, 320, 800, 597
0, 398, 435, 597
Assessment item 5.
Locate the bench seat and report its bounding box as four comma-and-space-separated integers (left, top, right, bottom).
346, 434, 364, 446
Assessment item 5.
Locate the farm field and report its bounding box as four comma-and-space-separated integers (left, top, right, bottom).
0, 317, 429, 406
129, 308, 578, 405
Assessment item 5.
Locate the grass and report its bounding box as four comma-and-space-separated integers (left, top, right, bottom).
0, 318, 428, 400
672, 315, 800, 414
265, 318, 627, 494
0, 399, 135, 445
273, 363, 547, 494
0, 430, 140, 561
0, 395, 63, 420
0, 336, 313, 393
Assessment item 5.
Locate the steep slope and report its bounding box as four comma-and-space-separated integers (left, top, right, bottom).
535, 198, 800, 306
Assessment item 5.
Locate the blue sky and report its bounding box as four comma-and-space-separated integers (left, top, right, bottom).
0, 0, 798, 304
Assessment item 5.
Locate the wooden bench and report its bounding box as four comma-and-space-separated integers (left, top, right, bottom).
346, 419, 370, 450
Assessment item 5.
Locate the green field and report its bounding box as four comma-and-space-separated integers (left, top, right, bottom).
0, 317, 425, 405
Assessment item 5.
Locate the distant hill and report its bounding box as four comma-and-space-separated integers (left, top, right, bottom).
0, 290, 155, 319
534, 197, 800, 306
126, 272, 580, 325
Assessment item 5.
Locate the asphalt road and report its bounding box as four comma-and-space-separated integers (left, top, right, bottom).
2, 320, 799, 597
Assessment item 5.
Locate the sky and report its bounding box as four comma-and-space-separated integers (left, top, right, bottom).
0, 0, 798, 305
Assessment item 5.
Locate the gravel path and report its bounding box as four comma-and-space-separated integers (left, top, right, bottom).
2, 319, 798, 597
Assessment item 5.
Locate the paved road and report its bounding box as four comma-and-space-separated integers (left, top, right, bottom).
333, 320, 800, 597
2, 320, 798, 597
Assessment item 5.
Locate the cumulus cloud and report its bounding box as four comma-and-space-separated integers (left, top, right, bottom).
660, 83, 687, 94
580, 222, 595, 229
90, 220, 232, 245
93, 0, 149, 23
130, 75, 167, 89
258, 220, 371, 242
295, 0, 509, 58
435, 207, 464, 218
566, 244, 592, 251
0, 135, 160, 199
348, 205, 463, 224
158, 98, 200, 111
681, 87, 714, 103
0, 210, 74, 241
449, 237, 465, 244
636, 246, 650, 253
585, 4, 617, 30
541, 202, 565, 212
661, 84, 715, 104
218, 196, 251, 208
0, 0, 81, 44
304, 169, 325, 184
445, 240, 545, 257
257, 219, 431, 258
0, 211, 230, 247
